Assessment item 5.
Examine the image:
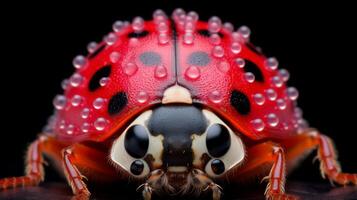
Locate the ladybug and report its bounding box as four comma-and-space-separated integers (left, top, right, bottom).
1, 8, 356, 200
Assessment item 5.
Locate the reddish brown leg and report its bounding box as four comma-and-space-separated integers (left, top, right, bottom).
231, 142, 296, 200
283, 130, 357, 185
0, 137, 46, 189
62, 148, 90, 200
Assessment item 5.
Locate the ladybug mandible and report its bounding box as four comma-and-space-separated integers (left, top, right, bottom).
1, 9, 356, 200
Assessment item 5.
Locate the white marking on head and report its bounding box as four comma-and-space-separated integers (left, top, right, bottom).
162, 85, 192, 104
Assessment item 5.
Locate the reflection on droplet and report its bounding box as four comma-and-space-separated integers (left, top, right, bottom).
279, 69, 290, 82
267, 113, 279, 127
208, 16, 222, 33
137, 91, 149, 104
266, 89, 277, 101
113, 20, 125, 32
81, 123, 90, 133
70, 73, 83, 87
251, 118, 265, 132
235, 58, 245, 68
238, 26, 251, 40
94, 117, 107, 131
99, 77, 110, 87
209, 34, 221, 45
253, 93, 265, 105
104, 33, 118, 45
53, 95, 67, 110
223, 22, 234, 32
276, 98, 287, 110
272, 76, 283, 88
72, 55, 87, 69
287, 87, 299, 101
66, 124, 74, 135
71, 95, 82, 107
185, 66, 201, 80
265, 57, 279, 71
93, 98, 105, 110
87, 42, 98, 53
132, 17, 145, 32
59, 120, 66, 130
212, 46, 224, 58
61, 79, 69, 90
154, 65, 167, 79
244, 72, 255, 83
81, 108, 90, 119
231, 42, 242, 54
158, 33, 169, 45
123, 62, 138, 76
208, 90, 223, 103
218, 61, 230, 73
110, 52, 120, 63
183, 32, 194, 45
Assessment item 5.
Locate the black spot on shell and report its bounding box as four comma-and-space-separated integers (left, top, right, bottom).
230, 90, 251, 115
128, 30, 149, 38
88, 44, 106, 59
108, 92, 128, 115
188, 51, 210, 66
198, 29, 224, 38
140, 52, 162, 66
244, 59, 264, 82
88, 65, 111, 91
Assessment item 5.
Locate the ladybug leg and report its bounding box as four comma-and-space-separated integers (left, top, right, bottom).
61, 148, 90, 200
0, 136, 47, 189
231, 142, 297, 200
282, 129, 357, 185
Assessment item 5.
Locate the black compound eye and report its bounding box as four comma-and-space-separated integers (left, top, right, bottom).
128, 30, 149, 38
139, 52, 161, 66
88, 65, 111, 92
108, 92, 128, 115
124, 125, 149, 158
230, 90, 251, 115
188, 51, 210, 66
244, 59, 264, 82
130, 160, 144, 175
206, 124, 231, 158
211, 159, 225, 175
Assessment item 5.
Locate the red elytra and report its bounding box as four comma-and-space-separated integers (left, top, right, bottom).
49, 12, 302, 143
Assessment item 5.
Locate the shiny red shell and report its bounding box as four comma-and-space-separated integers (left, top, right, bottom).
48, 14, 304, 142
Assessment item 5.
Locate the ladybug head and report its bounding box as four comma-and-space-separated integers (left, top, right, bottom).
110, 86, 245, 190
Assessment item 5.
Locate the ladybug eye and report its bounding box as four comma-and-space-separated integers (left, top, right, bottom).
110, 110, 164, 178
192, 110, 245, 178
206, 124, 231, 157
124, 125, 149, 158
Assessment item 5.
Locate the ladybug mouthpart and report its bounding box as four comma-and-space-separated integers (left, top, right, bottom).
45, 8, 309, 143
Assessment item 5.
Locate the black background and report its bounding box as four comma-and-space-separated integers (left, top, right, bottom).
0, 0, 356, 187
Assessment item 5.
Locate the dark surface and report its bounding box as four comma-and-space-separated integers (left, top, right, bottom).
0, 181, 356, 200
